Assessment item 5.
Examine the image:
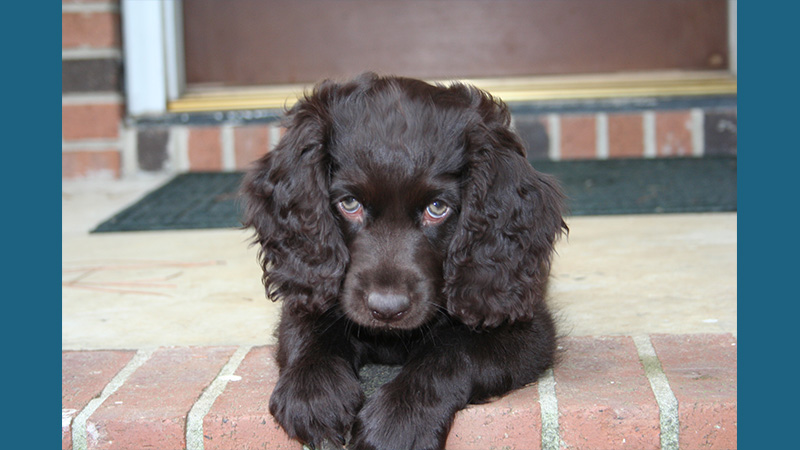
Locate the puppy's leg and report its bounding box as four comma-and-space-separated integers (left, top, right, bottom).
349, 318, 555, 450
269, 313, 364, 448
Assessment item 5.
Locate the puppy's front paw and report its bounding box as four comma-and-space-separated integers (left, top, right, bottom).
269, 363, 364, 448
348, 387, 449, 450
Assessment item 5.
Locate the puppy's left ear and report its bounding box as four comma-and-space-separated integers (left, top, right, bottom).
444, 88, 567, 328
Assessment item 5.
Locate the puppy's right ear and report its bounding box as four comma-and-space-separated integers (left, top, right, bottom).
240, 85, 348, 316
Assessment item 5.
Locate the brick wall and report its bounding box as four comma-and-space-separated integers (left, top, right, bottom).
62, 0, 124, 179
514, 108, 737, 161
133, 122, 285, 174
61, 1, 737, 180
126, 106, 736, 178
62, 335, 737, 449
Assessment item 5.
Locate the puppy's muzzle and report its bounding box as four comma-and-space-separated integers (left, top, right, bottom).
367, 291, 411, 323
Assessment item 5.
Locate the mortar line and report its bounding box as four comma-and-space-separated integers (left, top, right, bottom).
186, 345, 253, 450
62, 140, 122, 151
121, 126, 137, 178
596, 113, 609, 159
220, 125, 236, 171
643, 111, 657, 158
537, 368, 562, 450
62, 92, 124, 104
62, 2, 119, 13
691, 108, 705, 157
268, 124, 282, 152
170, 126, 190, 172
71, 348, 155, 450
547, 114, 561, 161
62, 48, 122, 60
633, 335, 680, 450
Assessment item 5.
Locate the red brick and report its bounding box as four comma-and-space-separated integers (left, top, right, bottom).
656, 111, 693, 157
608, 113, 644, 158
62, 103, 123, 140
447, 384, 542, 450
234, 125, 270, 169
62, 12, 120, 49
650, 334, 737, 450
86, 346, 237, 450
62, 150, 121, 179
189, 127, 223, 171
205, 346, 300, 449
207, 345, 541, 449
560, 115, 596, 159
62, 350, 136, 450
555, 336, 660, 450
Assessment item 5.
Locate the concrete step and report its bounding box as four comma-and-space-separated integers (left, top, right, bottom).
62, 333, 736, 450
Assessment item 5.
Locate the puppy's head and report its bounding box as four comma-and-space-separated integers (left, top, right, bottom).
242, 73, 566, 330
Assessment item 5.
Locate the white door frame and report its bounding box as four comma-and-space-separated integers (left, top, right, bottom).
121, 0, 184, 116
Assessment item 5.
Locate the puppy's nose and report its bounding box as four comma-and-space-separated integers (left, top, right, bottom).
367, 292, 410, 323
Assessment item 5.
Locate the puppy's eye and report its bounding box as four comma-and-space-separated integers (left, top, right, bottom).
338, 197, 364, 222
340, 197, 361, 213
427, 201, 448, 217
423, 201, 450, 225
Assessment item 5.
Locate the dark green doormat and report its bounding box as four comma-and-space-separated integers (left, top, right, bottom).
92, 157, 736, 233
532, 156, 737, 216
93, 172, 245, 232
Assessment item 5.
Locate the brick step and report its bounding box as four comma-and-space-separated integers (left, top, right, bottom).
62, 334, 736, 450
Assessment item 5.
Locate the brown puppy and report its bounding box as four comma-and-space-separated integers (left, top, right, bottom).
242, 73, 567, 450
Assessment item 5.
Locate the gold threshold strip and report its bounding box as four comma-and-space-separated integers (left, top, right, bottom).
168, 71, 737, 113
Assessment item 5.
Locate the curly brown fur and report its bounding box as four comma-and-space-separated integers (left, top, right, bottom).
241, 73, 567, 450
